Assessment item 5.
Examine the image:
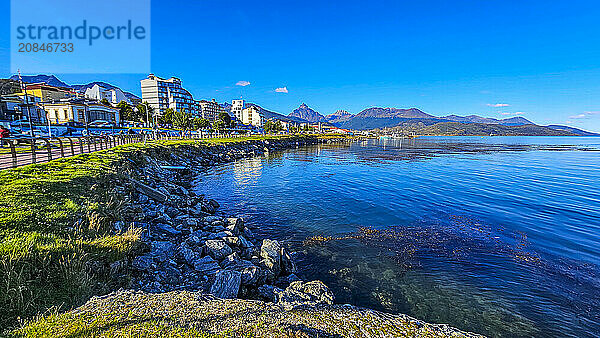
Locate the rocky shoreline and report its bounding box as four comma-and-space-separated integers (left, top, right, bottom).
14, 136, 482, 337
112, 137, 347, 308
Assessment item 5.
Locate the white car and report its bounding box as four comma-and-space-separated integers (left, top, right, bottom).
88, 120, 114, 128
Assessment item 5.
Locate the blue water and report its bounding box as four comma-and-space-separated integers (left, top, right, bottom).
193, 136, 600, 337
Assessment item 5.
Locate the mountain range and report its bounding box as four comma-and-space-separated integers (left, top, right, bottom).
6, 74, 597, 136
9, 74, 141, 103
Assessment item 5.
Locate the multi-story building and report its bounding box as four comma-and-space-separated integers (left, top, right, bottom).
231, 99, 244, 121
42, 99, 119, 125
140, 74, 198, 116
241, 106, 264, 127
84, 84, 130, 105
197, 99, 226, 122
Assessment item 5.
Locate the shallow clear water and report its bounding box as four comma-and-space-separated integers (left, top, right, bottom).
193, 136, 600, 337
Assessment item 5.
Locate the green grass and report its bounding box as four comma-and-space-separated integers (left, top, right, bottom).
0, 134, 341, 332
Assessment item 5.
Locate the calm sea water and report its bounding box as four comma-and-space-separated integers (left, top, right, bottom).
193, 136, 600, 337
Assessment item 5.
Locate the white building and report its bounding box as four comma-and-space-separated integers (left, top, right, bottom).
231, 99, 244, 121
84, 84, 130, 105
241, 106, 264, 127
42, 98, 120, 125
197, 99, 227, 122
140, 74, 199, 116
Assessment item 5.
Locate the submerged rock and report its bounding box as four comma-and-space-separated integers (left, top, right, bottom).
277, 281, 335, 310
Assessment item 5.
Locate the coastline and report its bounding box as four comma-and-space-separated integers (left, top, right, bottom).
1, 135, 481, 337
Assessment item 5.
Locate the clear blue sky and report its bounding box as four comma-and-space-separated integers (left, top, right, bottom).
1, 0, 600, 132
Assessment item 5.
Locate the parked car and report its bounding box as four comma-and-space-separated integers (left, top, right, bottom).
88, 120, 114, 128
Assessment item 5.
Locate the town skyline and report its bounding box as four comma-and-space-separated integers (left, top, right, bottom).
1, 1, 600, 132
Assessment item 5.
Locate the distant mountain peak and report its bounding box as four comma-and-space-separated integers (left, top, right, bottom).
9, 74, 70, 88
289, 103, 325, 123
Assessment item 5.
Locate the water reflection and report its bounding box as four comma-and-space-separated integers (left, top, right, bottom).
193, 137, 600, 338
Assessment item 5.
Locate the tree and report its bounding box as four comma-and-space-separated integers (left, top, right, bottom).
213, 119, 226, 132
159, 108, 175, 125
264, 120, 283, 134
217, 112, 232, 128
116, 101, 135, 121
100, 98, 110, 106
171, 110, 193, 131
136, 102, 154, 123
193, 118, 210, 130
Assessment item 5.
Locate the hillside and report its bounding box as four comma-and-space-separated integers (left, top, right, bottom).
9, 74, 70, 88
8, 74, 141, 102
380, 122, 575, 136
546, 125, 599, 136
325, 110, 353, 126
442, 115, 533, 126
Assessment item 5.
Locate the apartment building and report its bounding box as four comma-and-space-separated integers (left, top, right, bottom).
241, 105, 264, 127
231, 99, 244, 121
140, 74, 199, 116
198, 99, 226, 122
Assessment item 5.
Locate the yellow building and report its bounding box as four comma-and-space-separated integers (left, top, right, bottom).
17, 83, 77, 102
42, 99, 119, 125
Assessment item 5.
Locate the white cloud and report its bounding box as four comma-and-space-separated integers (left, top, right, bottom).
487, 103, 510, 107
501, 111, 525, 116
275, 87, 288, 93
236, 81, 251, 86
569, 113, 587, 119
568, 111, 599, 119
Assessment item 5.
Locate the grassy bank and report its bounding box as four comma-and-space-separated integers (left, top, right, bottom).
13, 290, 481, 337
0, 135, 334, 331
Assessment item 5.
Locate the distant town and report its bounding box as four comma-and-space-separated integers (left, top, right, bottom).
0, 73, 596, 138
0, 74, 353, 139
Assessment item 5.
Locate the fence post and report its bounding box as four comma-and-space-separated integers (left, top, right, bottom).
55, 138, 65, 158
30, 138, 36, 164
67, 137, 75, 156
8, 140, 17, 168
42, 138, 52, 162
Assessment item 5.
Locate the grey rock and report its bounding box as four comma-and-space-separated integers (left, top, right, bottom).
210, 270, 241, 299
193, 256, 220, 276
238, 235, 253, 249
177, 244, 198, 266
221, 253, 254, 271
241, 266, 266, 286
226, 218, 244, 235
203, 215, 221, 223
277, 281, 335, 310
260, 239, 281, 275
257, 284, 284, 302
281, 247, 297, 275
204, 240, 233, 261
155, 223, 180, 236
151, 241, 175, 262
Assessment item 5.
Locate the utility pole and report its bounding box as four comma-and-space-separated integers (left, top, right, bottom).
18, 70, 35, 137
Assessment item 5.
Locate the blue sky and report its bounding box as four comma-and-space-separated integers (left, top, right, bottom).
2, 0, 600, 132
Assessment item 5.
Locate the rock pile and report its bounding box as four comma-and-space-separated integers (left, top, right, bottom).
112, 137, 343, 307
